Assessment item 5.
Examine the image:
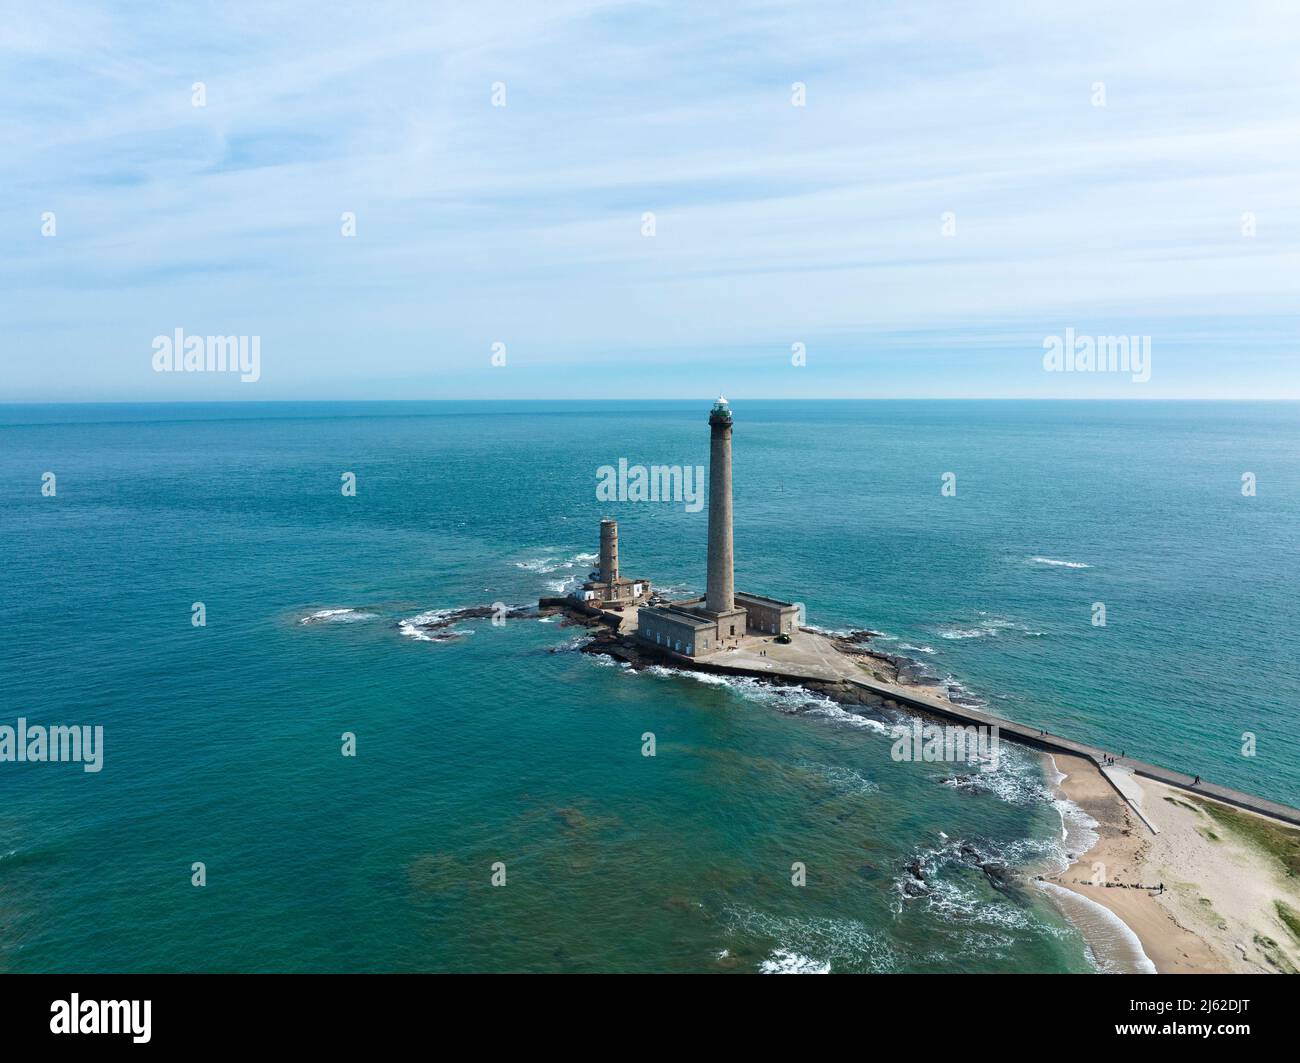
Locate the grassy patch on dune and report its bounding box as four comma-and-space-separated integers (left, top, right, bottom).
1276, 901, 1300, 943
1196, 895, 1225, 926
1191, 798, 1300, 878
1254, 933, 1298, 973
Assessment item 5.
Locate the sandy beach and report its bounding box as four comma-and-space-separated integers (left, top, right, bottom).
1047, 752, 1300, 973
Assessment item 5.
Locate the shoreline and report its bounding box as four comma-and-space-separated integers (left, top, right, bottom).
552, 600, 1300, 974
1043, 752, 1300, 974
567, 601, 1300, 821
1041, 752, 1216, 973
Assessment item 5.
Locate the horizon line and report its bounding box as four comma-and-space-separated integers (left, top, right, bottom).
3, 397, 1300, 407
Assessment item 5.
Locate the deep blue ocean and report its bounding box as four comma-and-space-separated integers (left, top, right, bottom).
1, 400, 1297, 972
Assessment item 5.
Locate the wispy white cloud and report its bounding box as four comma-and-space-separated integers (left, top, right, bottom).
2, 0, 1297, 399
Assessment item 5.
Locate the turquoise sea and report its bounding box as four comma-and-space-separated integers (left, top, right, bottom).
1, 400, 1297, 973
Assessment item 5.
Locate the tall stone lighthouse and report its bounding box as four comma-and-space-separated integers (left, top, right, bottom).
700, 397, 748, 646
631, 397, 801, 659
705, 396, 735, 614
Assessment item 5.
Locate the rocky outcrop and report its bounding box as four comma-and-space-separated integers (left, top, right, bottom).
403, 604, 538, 640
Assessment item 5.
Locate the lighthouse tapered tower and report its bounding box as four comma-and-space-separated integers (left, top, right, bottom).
705, 396, 735, 614
632, 396, 801, 658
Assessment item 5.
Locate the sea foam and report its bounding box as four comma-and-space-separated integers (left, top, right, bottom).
299, 608, 377, 625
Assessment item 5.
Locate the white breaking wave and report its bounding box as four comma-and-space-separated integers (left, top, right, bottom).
800, 762, 881, 796
726, 906, 899, 973
894, 832, 1072, 956
940, 743, 1054, 806
1034, 755, 1153, 973
514, 557, 563, 573
398, 607, 451, 636
1044, 755, 1101, 873
801, 702, 891, 734
299, 608, 377, 625
613, 659, 906, 738
938, 615, 1043, 641
636, 664, 884, 726
554, 634, 596, 653
938, 673, 985, 707
398, 608, 473, 642
760, 949, 831, 974
1029, 556, 1091, 569
801, 622, 852, 637
921, 876, 1037, 932
514, 551, 599, 576
1053, 797, 1101, 872
1036, 881, 1156, 974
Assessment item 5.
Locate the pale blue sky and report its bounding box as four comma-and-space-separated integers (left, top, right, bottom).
2, 0, 1297, 401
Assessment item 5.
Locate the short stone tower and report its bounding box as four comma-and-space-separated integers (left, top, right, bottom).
570, 518, 651, 609
599, 518, 619, 583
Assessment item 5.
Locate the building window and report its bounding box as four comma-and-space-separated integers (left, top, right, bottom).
730, 625, 735, 635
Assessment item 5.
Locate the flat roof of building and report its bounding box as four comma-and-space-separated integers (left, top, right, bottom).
582, 577, 645, 589
735, 590, 797, 607
638, 606, 716, 630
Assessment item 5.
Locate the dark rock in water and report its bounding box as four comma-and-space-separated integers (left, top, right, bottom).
554, 807, 588, 831
405, 603, 534, 638
979, 861, 1011, 886
906, 860, 927, 881
946, 773, 986, 796
902, 879, 928, 897
548, 638, 594, 655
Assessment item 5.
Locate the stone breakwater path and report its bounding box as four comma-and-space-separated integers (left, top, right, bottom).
554, 601, 1300, 832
